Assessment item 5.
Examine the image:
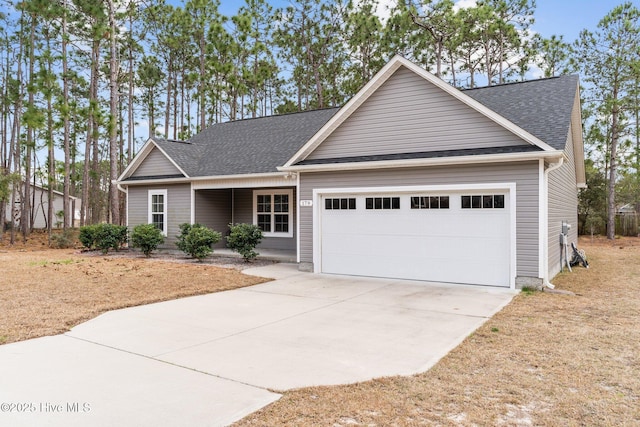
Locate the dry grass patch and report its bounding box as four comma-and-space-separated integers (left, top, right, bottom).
0, 248, 268, 345
235, 237, 640, 426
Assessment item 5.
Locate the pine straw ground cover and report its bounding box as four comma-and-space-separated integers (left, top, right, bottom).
236, 236, 640, 426
1, 234, 639, 425
0, 241, 268, 345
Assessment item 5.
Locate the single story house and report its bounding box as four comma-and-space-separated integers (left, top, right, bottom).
117, 55, 585, 289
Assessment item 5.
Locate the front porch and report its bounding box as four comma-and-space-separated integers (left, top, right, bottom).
193, 185, 297, 255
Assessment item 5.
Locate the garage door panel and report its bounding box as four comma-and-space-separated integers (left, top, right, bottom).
319, 191, 511, 287
323, 234, 508, 263
321, 253, 508, 286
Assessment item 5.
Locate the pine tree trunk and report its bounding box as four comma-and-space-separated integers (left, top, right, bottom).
108, 0, 120, 225
21, 12, 37, 240
608, 102, 619, 240
62, 0, 71, 230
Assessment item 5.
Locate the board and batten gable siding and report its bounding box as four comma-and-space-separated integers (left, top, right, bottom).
547, 123, 579, 279
127, 183, 191, 246
194, 189, 232, 248
305, 67, 530, 161
131, 147, 183, 178
299, 162, 540, 278
233, 188, 297, 251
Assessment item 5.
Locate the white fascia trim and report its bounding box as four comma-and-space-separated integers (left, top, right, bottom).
398, 58, 557, 152
118, 177, 192, 186
151, 141, 190, 178
284, 57, 403, 167
190, 172, 290, 181
118, 172, 293, 187
118, 138, 189, 181
118, 138, 155, 181
281, 150, 563, 173
284, 55, 556, 167
312, 182, 518, 289
571, 85, 587, 187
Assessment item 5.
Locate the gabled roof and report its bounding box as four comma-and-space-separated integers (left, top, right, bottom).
463, 74, 579, 152
185, 108, 339, 176
284, 56, 567, 168
121, 108, 339, 181
119, 56, 582, 182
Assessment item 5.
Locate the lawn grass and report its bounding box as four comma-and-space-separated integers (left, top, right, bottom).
0, 248, 268, 344
234, 237, 640, 426
2, 234, 638, 425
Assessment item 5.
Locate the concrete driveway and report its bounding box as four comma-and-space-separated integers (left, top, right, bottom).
0, 264, 516, 426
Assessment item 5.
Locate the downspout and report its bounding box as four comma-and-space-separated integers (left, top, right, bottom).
115, 181, 127, 195
542, 158, 564, 289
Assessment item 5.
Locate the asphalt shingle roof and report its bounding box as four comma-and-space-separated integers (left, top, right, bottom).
142, 74, 578, 178
158, 108, 339, 177
463, 74, 579, 151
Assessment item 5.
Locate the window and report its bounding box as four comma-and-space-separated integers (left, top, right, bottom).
365, 197, 400, 210
325, 198, 356, 210
410, 196, 450, 209
461, 194, 505, 209
253, 189, 293, 237
148, 189, 168, 236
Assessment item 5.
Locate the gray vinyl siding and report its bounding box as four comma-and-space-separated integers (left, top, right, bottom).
127, 183, 191, 247
299, 162, 540, 277
548, 124, 579, 279
306, 67, 529, 161
131, 147, 183, 177
195, 189, 232, 248
233, 188, 296, 251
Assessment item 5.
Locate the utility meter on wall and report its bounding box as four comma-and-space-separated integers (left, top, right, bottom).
562, 221, 571, 235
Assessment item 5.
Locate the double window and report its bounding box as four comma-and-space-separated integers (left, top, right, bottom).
254, 189, 293, 237
148, 189, 168, 236
461, 194, 505, 209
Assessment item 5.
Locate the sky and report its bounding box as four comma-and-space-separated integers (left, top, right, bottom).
206, 0, 629, 44
530, 0, 629, 42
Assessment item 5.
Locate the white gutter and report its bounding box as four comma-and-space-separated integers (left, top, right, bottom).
542, 158, 564, 290
115, 172, 291, 187
114, 180, 128, 195
279, 150, 564, 173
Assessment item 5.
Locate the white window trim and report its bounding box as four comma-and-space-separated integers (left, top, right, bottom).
148, 189, 168, 236
253, 189, 294, 238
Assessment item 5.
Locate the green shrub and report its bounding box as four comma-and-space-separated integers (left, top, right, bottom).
79, 224, 128, 253
175, 222, 194, 254
176, 223, 221, 261
51, 229, 78, 249
79, 224, 98, 249
227, 223, 263, 262
116, 225, 129, 249
130, 224, 165, 257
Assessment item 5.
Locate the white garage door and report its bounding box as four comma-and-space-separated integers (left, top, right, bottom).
319, 190, 511, 287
